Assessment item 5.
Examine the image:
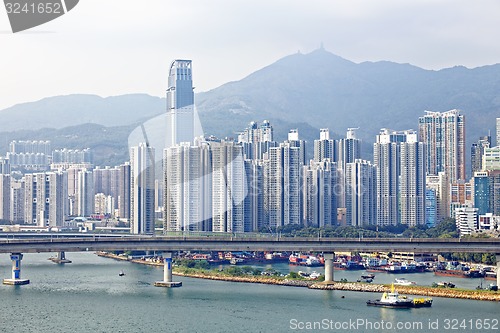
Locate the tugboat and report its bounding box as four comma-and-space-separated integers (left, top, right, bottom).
367, 284, 432, 308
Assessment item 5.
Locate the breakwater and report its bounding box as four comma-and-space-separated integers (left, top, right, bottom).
96, 252, 500, 301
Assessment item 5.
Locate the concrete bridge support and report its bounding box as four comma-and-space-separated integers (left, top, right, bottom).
154, 252, 182, 288
3, 253, 30, 285
323, 252, 335, 284
49, 251, 72, 264
497, 254, 500, 288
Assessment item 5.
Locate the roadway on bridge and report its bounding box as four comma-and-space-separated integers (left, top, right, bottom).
0, 235, 499, 253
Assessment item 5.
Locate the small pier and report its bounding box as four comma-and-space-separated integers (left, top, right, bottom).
49, 251, 72, 264
3, 253, 30, 285
154, 252, 182, 288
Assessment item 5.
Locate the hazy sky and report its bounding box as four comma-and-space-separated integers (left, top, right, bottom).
1, 0, 500, 110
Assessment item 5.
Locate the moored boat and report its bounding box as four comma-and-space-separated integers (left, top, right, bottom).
367, 285, 432, 308
394, 278, 416, 286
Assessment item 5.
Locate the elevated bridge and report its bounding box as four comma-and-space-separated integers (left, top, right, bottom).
0, 234, 498, 287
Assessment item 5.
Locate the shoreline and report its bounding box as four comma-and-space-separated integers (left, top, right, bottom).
96, 252, 500, 302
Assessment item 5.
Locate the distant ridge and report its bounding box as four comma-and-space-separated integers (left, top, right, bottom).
0, 94, 164, 132
196, 48, 500, 145
1, 49, 499, 165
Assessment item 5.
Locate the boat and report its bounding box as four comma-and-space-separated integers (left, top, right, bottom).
367, 285, 432, 308
394, 278, 416, 286
366, 285, 413, 308
289, 254, 305, 266
119, 270, 125, 276
229, 257, 245, 265
305, 256, 322, 267
361, 274, 375, 279
436, 281, 455, 288
357, 277, 373, 283
309, 271, 321, 280
434, 268, 485, 278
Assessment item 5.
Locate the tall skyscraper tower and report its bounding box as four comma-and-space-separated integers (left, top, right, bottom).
338, 128, 361, 171
471, 136, 491, 174
374, 130, 402, 226
164, 142, 211, 232
344, 159, 376, 227
210, 141, 245, 233
117, 162, 131, 220
473, 171, 490, 215
374, 129, 425, 226
238, 120, 277, 160
0, 174, 11, 221
418, 110, 465, 182
166, 60, 195, 146
130, 143, 155, 234
266, 138, 303, 229
24, 172, 66, 227
77, 170, 94, 217
303, 160, 338, 227
313, 129, 336, 162
400, 133, 426, 226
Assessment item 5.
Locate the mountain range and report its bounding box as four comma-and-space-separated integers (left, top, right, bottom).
1, 48, 499, 167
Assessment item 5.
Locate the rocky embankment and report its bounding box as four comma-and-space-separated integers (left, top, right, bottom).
96, 252, 499, 301
309, 283, 500, 302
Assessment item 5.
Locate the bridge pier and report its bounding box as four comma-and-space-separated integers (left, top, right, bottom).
497, 254, 500, 288
154, 252, 182, 288
323, 252, 335, 284
49, 251, 72, 264
3, 253, 30, 285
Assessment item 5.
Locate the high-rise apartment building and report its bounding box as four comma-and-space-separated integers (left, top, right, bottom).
374, 130, 403, 226
338, 128, 361, 171
24, 172, 66, 227
7, 140, 51, 171
117, 162, 131, 220
455, 207, 478, 236
425, 188, 437, 228
10, 179, 24, 223
0, 175, 11, 221
400, 133, 426, 226
483, 145, 500, 170
210, 141, 245, 233
0, 156, 10, 174
473, 171, 490, 215
166, 60, 195, 146
374, 129, 425, 226
426, 172, 449, 222
471, 136, 491, 174
488, 170, 500, 215
267, 140, 303, 228
238, 120, 277, 160
244, 159, 265, 232
418, 110, 465, 182
77, 170, 94, 217
302, 160, 338, 227
130, 143, 155, 234
164, 142, 211, 232
344, 159, 376, 227
313, 129, 336, 163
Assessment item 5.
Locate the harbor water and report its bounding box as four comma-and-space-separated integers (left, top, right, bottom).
0, 253, 498, 333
